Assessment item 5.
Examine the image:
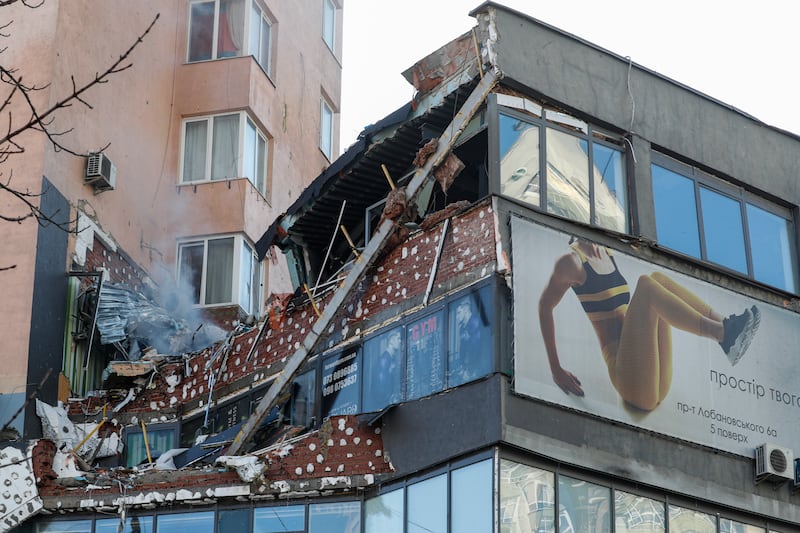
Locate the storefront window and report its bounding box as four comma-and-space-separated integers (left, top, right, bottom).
558, 475, 611, 533
668, 505, 716, 533
308, 502, 361, 532
253, 505, 305, 532
500, 459, 555, 533
365, 489, 404, 533
614, 491, 664, 533
451, 459, 493, 532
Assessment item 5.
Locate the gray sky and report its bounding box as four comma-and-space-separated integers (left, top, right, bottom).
340, 0, 800, 154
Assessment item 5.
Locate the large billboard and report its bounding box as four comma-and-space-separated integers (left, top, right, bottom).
512, 216, 800, 457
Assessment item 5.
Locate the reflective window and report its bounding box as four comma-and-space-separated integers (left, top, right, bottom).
668, 505, 716, 533
747, 203, 798, 293
407, 474, 447, 533
308, 501, 361, 532
125, 425, 176, 467
322, 0, 336, 51
406, 311, 444, 401
96, 517, 154, 533
652, 156, 798, 293
448, 287, 493, 387
321, 349, 360, 417
652, 164, 701, 258
614, 491, 664, 533
291, 370, 317, 427
720, 518, 766, 533
699, 186, 747, 273
365, 488, 404, 533
35, 520, 93, 533
157, 512, 214, 533
249, 2, 272, 74
218, 509, 249, 533
320, 99, 334, 159
558, 475, 611, 533
498, 109, 627, 233
451, 459, 493, 533
363, 327, 404, 412
500, 459, 555, 533
254, 505, 306, 532
546, 128, 590, 224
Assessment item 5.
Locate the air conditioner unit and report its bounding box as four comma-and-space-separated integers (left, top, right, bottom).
754, 443, 793, 483
85, 152, 116, 192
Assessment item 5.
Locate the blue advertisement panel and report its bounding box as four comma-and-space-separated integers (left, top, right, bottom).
511, 216, 799, 457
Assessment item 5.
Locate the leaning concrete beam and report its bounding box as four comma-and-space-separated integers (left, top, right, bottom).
228, 68, 501, 456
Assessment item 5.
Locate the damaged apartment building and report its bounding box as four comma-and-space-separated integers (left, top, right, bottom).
4, 1, 800, 532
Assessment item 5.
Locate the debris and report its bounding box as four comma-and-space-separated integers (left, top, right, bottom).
95, 283, 226, 356
108, 360, 156, 377
413, 138, 439, 167
381, 187, 407, 221
215, 455, 265, 483
0, 446, 43, 533
36, 400, 122, 460
433, 152, 465, 193
419, 200, 471, 231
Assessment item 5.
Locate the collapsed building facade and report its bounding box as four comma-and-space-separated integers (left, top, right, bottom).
6, 2, 800, 532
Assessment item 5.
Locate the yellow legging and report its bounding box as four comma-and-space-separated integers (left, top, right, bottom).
604, 272, 714, 411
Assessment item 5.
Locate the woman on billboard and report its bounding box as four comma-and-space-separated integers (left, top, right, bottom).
538, 237, 761, 411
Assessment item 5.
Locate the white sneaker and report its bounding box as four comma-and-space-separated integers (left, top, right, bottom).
719, 305, 761, 366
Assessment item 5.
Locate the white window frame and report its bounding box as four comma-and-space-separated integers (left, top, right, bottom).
179, 111, 270, 195
187, 0, 274, 68
322, 0, 336, 52
319, 98, 334, 160
177, 234, 262, 316
249, 0, 273, 75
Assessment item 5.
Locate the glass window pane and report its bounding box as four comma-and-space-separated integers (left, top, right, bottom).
321, 348, 360, 416
125, 428, 176, 467
500, 459, 555, 533
668, 505, 716, 533
206, 237, 234, 304
448, 287, 493, 387
291, 370, 316, 427
322, 0, 335, 50
651, 164, 701, 258
179, 242, 204, 304
365, 489, 404, 533
217, 0, 244, 58
747, 203, 798, 292
218, 509, 249, 533
244, 119, 257, 189
249, 4, 261, 62
558, 475, 611, 533
309, 501, 361, 532
614, 491, 664, 533
240, 240, 254, 313
36, 520, 92, 533
157, 512, 214, 533
499, 113, 540, 208
407, 474, 447, 533
452, 459, 493, 532
546, 128, 590, 224
183, 120, 208, 182
96, 516, 154, 533
592, 143, 627, 232
257, 133, 267, 193
363, 328, 404, 412
260, 17, 271, 72
211, 114, 240, 180
188, 1, 215, 61
720, 518, 766, 533
699, 187, 747, 274
253, 505, 306, 532
320, 101, 333, 158
406, 311, 444, 401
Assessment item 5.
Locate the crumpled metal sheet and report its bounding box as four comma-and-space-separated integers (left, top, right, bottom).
95, 283, 225, 356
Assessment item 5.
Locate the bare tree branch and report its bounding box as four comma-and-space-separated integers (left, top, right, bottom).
0, 8, 160, 234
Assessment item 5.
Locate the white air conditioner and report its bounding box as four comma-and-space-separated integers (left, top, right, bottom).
754, 443, 793, 483
85, 152, 116, 191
